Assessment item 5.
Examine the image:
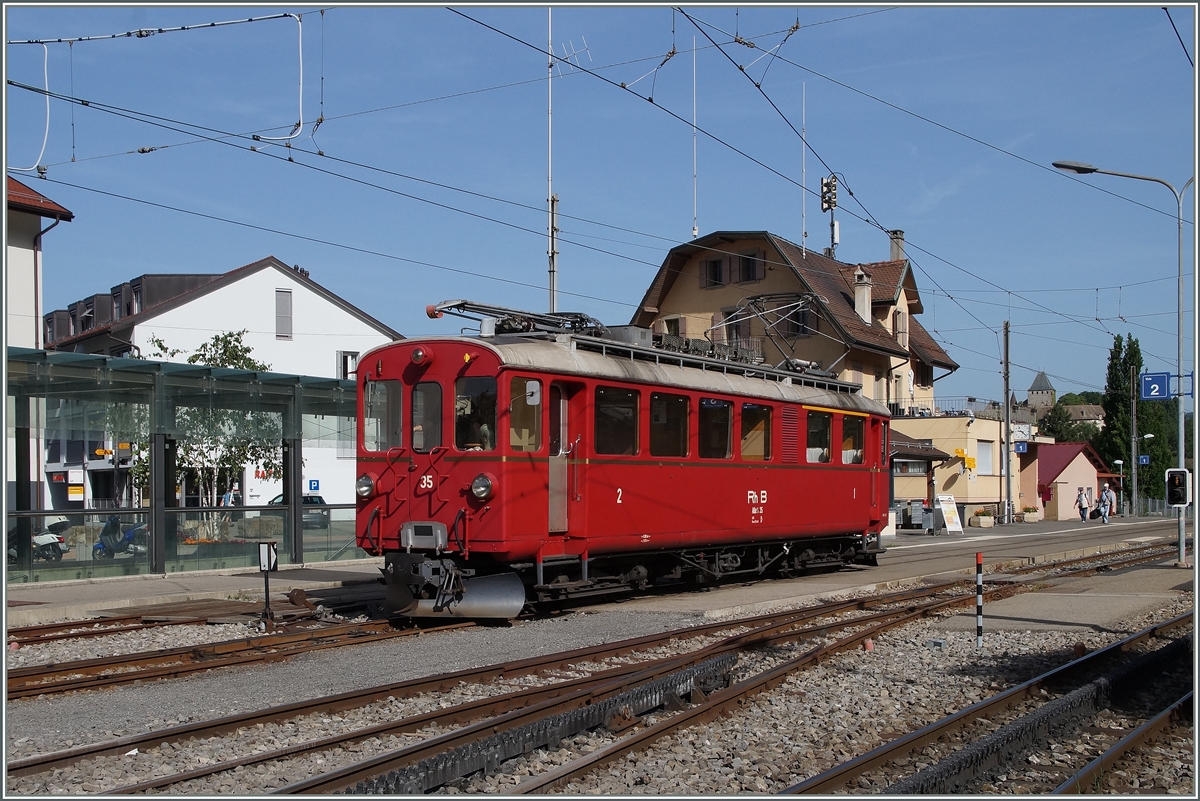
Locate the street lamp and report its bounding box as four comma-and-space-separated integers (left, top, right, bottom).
1113, 460, 1124, 516
1054, 161, 1193, 563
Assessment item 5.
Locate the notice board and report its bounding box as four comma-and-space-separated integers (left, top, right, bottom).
936, 494, 964, 534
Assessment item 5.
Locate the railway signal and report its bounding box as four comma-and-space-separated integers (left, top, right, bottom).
1165, 468, 1191, 508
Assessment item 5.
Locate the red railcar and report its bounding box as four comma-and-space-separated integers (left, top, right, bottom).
355, 302, 890, 617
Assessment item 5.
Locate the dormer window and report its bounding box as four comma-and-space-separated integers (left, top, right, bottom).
112, 294, 121, 321
702, 258, 725, 288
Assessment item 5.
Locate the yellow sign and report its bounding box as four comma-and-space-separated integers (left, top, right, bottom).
68, 485, 84, 500
954, 448, 966, 458
965, 457, 977, 470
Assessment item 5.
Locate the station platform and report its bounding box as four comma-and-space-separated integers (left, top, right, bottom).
4, 559, 385, 627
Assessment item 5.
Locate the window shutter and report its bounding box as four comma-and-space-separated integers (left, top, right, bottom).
276, 289, 293, 340
756, 250, 766, 281
652, 319, 665, 334
721, 258, 731, 286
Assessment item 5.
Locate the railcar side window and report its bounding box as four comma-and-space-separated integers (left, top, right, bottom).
650, 392, 689, 457
699, 397, 733, 459
454, 377, 497, 452
594, 386, 639, 455
842, 415, 865, 464
362, 379, 402, 451
412, 382, 442, 452
509, 377, 542, 453
806, 410, 831, 463
741, 403, 772, 461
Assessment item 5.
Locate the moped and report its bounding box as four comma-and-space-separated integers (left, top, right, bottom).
92, 516, 149, 559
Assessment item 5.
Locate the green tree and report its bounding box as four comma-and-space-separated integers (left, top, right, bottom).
1059, 391, 1102, 405
1095, 333, 1175, 502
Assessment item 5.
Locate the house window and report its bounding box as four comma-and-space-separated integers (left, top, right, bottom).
780, 307, 811, 338
915, 361, 933, 387
663, 317, 681, 336
976, 440, 994, 475
112, 295, 121, 321
893, 460, 926, 475
44, 320, 55, 344
69, 311, 77, 336
650, 392, 689, 457
337, 351, 359, 379
82, 303, 94, 331
702, 258, 725, 288
132, 288, 142, 314
893, 310, 908, 348
736, 252, 763, 283
721, 308, 750, 345
699, 397, 732, 459
276, 289, 293, 340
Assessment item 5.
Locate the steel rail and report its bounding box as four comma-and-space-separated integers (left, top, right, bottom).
1052, 690, 1194, 795
7, 617, 211, 645
107, 591, 978, 795
7, 584, 955, 777
780, 612, 1193, 794
6, 620, 438, 699
1005, 542, 1190, 577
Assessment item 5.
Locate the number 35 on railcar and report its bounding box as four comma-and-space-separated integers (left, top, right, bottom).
354, 301, 890, 619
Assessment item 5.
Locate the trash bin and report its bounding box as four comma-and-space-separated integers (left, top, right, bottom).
922, 506, 946, 535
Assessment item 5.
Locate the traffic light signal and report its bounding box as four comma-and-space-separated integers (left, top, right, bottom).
820, 175, 837, 212
1165, 468, 1191, 508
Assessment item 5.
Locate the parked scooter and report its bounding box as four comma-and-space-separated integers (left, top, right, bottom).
32, 516, 72, 562
7, 517, 73, 564
92, 516, 149, 560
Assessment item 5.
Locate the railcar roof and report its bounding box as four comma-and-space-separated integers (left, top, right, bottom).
384, 334, 890, 416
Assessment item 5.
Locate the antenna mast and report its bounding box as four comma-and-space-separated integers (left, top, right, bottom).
692, 35, 698, 239
547, 7, 558, 313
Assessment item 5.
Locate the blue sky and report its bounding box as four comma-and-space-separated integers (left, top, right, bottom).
5, 3, 1195, 411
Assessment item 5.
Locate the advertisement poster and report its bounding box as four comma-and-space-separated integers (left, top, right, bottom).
936, 494, 964, 534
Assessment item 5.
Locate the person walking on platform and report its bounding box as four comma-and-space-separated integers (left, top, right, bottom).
1097, 483, 1114, 524
1074, 487, 1089, 523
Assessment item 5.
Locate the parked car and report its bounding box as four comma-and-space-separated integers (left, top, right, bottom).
267, 494, 329, 529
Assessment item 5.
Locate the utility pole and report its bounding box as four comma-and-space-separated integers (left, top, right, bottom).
1003, 321, 1012, 524
1130, 365, 1138, 517
547, 8, 557, 313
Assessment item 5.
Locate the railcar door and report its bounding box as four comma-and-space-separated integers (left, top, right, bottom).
547, 382, 580, 532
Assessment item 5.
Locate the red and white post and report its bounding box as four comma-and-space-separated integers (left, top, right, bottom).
975, 552, 984, 648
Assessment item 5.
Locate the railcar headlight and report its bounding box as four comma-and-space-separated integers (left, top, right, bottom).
470, 473, 495, 500
356, 474, 376, 499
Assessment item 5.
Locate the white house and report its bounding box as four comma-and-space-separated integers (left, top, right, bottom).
42, 256, 402, 508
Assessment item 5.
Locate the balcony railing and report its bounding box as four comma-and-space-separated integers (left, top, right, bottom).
888, 396, 1037, 425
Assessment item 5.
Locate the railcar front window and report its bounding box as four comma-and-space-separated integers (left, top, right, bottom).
594, 386, 639, 455
454, 377, 497, 452
509, 377, 542, 453
741, 403, 772, 461
842, 415, 865, 464
699, 397, 732, 459
362, 379, 402, 451
412, 382, 442, 452
806, 411, 831, 463
650, 392, 689, 457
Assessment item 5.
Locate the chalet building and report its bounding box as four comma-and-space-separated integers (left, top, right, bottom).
630, 229, 958, 411
7, 176, 73, 349
1036, 442, 1115, 521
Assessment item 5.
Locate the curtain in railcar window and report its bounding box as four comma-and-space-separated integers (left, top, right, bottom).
412, 383, 442, 452
699, 397, 732, 459
806, 411, 831, 463
455, 376, 497, 452
842, 415, 864, 464
595, 386, 639, 455
362, 379, 402, 451
650, 392, 689, 457
509, 377, 542, 453
741, 403, 772, 461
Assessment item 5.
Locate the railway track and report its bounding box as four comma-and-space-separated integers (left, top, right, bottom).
5, 620, 471, 699
6, 581, 982, 790
781, 613, 1193, 794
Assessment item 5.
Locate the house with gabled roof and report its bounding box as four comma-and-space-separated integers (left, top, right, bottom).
7, 176, 73, 349
44, 255, 401, 378
629, 229, 957, 411
1036, 442, 1114, 521
39, 255, 403, 509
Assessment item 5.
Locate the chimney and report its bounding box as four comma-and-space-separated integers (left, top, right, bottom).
853, 266, 872, 323
888, 230, 905, 261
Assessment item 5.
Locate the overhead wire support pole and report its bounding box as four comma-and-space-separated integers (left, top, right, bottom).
1003, 321, 1012, 524
547, 7, 557, 313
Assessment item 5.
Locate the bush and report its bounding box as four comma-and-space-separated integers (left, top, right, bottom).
973, 508, 992, 517
1022, 506, 1039, 513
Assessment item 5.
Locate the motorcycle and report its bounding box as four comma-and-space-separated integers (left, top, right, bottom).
33, 516, 72, 562
7, 517, 73, 564
92, 516, 149, 560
